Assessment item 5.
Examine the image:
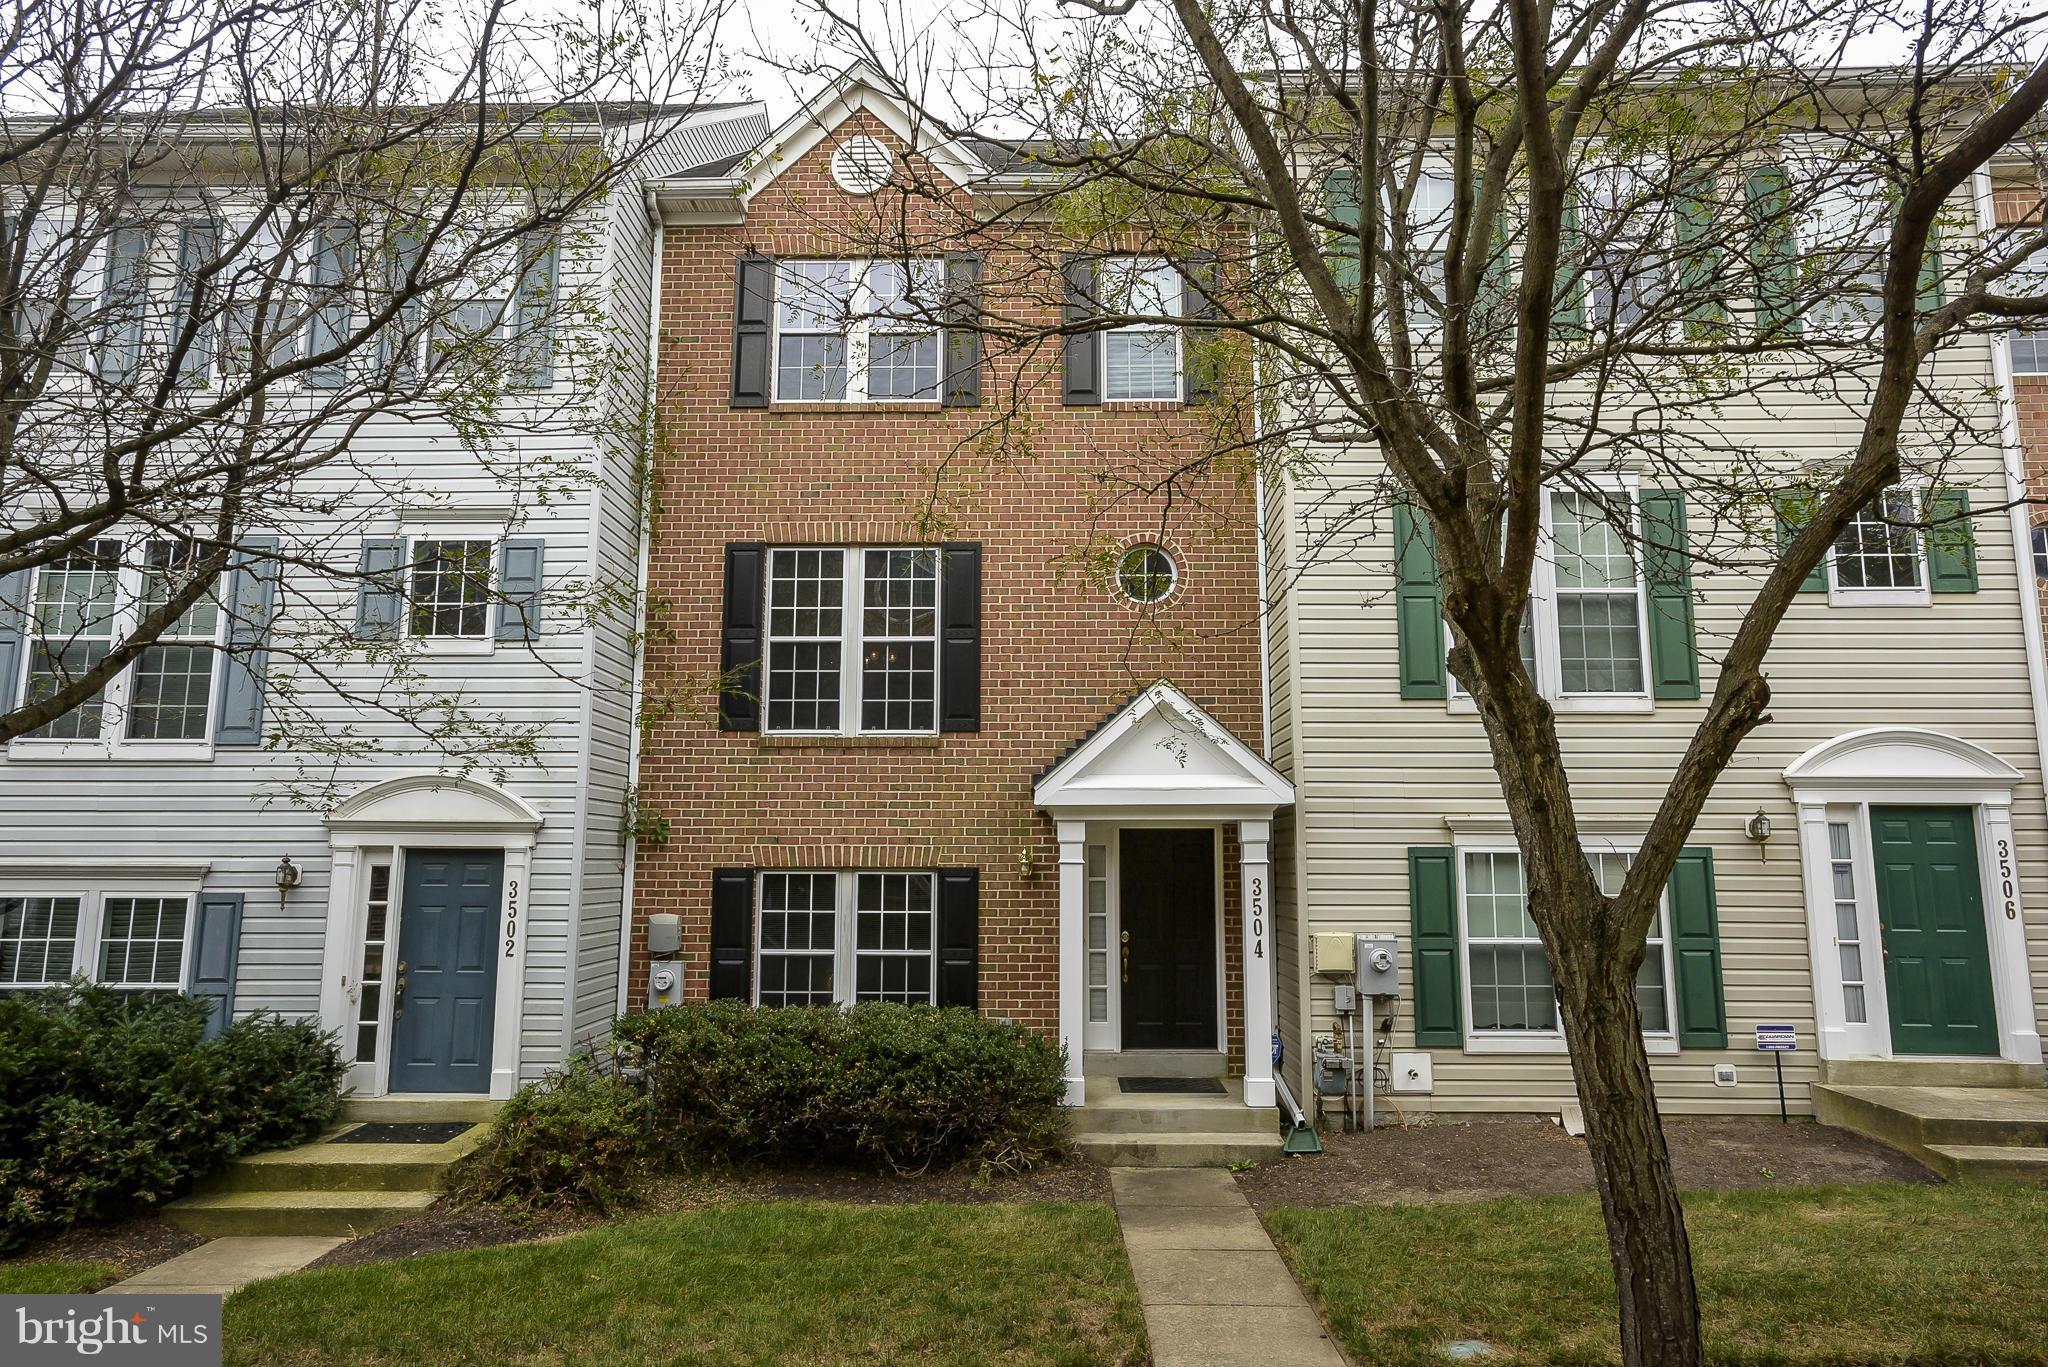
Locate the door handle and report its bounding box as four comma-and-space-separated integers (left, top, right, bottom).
393, 962, 408, 1019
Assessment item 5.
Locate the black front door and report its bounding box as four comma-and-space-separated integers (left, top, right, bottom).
389, 849, 504, 1093
1121, 828, 1218, 1050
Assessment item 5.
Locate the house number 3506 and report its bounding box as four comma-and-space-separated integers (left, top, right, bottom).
505, 879, 521, 957
1998, 839, 2017, 921
1250, 875, 1265, 960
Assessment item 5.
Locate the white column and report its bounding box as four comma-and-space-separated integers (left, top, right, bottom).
1979, 801, 2044, 1066
1239, 818, 1276, 1109
491, 841, 535, 1101
1057, 820, 1089, 1107
320, 845, 361, 1061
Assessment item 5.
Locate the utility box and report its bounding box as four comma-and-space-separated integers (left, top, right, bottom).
1388, 1050, 1434, 1093
1355, 935, 1400, 996
1313, 1049, 1352, 1096
1313, 932, 1355, 973
647, 960, 683, 1008
647, 914, 682, 956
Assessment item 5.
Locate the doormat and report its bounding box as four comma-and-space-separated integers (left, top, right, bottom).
1117, 1077, 1226, 1094
333, 1121, 475, 1145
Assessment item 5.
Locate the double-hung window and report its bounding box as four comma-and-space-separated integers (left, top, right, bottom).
2000, 230, 2048, 375
1099, 257, 1183, 400
773, 259, 940, 402
406, 537, 495, 641
1826, 486, 1927, 605
1580, 168, 1665, 334
17, 536, 224, 752
763, 546, 939, 735
755, 870, 936, 1008
1458, 843, 1675, 1051
0, 889, 192, 993
1802, 182, 1888, 334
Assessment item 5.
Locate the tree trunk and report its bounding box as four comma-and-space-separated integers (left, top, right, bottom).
1558, 946, 1705, 1367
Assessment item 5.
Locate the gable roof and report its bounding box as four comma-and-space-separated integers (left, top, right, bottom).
1033, 680, 1294, 815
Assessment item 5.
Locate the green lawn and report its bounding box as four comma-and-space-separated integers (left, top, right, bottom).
1268, 1181, 2048, 1366
223, 1201, 1145, 1367
0, 1259, 125, 1294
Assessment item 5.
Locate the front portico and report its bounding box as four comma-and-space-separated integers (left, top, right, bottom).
1034, 682, 1295, 1108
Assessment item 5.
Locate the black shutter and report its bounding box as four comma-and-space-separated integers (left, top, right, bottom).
215, 536, 280, 747
1062, 258, 1101, 406
731, 254, 773, 408
709, 868, 755, 1001
936, 867, 980, 1008
187, 891, 244, 1038
1182, 251, 1221, 404
943, 254, 982, 406
939, 543, 981, 732
719, 543, 766, 731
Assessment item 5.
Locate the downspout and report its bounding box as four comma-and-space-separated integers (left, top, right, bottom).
1972, 166, 2048, 799
616, 217, 664, 1019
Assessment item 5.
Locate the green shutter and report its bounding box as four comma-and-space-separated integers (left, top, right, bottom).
1746, 166, 1801, 339
1926, 487, 1977, 593
1409, 847, 1462, 1046
1325, 168, 1361, 296
1676, 175, 1728, 340
1554, 199, 1584, 335
1640, 490, 1700, 700
1918, 219, 1945, 314
1773, 493, 1829, 593
1476, 215, 1514, 336
1393, 503, 1446, 700
1668, 847, 1727, 1048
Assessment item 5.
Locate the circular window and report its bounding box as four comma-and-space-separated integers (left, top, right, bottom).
1116, 544, 1178, 604
830, 136, 894, 195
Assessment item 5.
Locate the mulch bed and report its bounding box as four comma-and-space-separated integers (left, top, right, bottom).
1236, 1115, 1935, 1211
306, 1157, 1115, 1272
1, 1216, 204, 1276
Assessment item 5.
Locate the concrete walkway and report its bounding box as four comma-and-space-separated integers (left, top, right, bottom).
105, 1236, 345, 1296
1110, 1168, 1346, 1367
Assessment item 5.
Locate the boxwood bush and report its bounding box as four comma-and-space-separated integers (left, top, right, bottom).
613, 1001, 1069, 1175
447, 1055, 649, 1212
0, 983, 344, 1251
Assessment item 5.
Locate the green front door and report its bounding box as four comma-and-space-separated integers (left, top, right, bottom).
1870, 806, 1998, 1057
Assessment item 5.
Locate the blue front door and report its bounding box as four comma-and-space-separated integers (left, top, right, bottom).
390, 849, 504, 1093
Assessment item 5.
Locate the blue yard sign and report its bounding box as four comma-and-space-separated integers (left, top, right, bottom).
1755, 1023, 1797, 1051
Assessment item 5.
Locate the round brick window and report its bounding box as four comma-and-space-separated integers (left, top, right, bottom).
1116, 544, 1178, 604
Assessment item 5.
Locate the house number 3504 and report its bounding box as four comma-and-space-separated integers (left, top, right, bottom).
504, 879, 521, 957
1998, 839, 2017, 921
1250, 875, 1265, 960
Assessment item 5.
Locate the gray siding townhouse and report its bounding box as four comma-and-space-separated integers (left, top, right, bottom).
1265, 162, 2048, 1121
0, 102, 766, 1101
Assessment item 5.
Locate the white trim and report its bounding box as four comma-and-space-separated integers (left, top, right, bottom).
1784, 727, 2041, 1067
1033, 680, 1295, 814
760, 545, 943, 738
1822, 484, 1932, 608
748, 869, 941, 1009
0, 879, 204, 993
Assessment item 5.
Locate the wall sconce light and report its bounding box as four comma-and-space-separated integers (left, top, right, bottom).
275, 855, 302, 906
1743, 809, 1773, 843
1018, 847, 1037, 879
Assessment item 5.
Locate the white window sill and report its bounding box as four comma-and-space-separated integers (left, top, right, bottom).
413, 637, 497, 657
1464, 1033, 1679, 1055
1449, 694, 1654, 715
1826, 586, 1930, 608
7, 740, 216, 763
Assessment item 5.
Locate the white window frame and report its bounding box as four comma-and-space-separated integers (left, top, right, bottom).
1794, 167, 1891, 338
768, 258, 943, 405
751, 869, 938, 1009
1448, 478, 1654, 714
760, 545, 941, 737
1824, 483, 1931, 607
1451, 833, 1678, 1055
1578, 163, 1671, 339
9, 534, 225, 761
1100, 256, 1186, 403
0, 878, 200, 993
399, 528, 500, 656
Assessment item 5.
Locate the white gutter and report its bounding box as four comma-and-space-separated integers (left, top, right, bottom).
616, 217, 663, 1019
1972, 165, 2048, 798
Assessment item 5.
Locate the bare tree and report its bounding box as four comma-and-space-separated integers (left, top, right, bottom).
777, 2, 2048, 1361
0, 0, 733, 774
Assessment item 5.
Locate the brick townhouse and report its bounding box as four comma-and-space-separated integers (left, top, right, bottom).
627, 68, 1292, 1144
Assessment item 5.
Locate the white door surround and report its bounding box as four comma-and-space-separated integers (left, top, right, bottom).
320, 773, 543, 1100
1035, 681, 1295, 1108
1783, 727, 2041, 1068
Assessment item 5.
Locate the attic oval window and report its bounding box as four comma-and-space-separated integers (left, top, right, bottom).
1116, 544, 1178, 604
831, 137, 894, 195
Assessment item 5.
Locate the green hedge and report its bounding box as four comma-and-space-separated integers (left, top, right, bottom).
0, 983, 344, 1251
447, 1056, 649, 1212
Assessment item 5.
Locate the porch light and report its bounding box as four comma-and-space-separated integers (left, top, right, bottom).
1744, 809, 1772, 843
275, 855, 303, 894
1018, 847, 1037, 879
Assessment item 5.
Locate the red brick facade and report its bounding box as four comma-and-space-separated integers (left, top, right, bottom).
631, 111, 1265, 1070
1995, 185, 2048, 641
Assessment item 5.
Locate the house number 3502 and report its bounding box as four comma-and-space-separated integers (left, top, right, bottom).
504, 879, 521, 957
1250, 875, 1265, 960
1998, 839, 2017, 921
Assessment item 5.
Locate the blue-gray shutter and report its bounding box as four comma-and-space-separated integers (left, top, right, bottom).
513, 231, 559, 388
354, 537, 405, 640
495, 538, 544, 642
936, 867, 979, 1008
187, 891, 244, 1038
1183, 251, 1221, 404
719, 543, 766, 731
1408, 847, 1462, 1046
730, 255, 772, 408
1668, 848, 1726, 1048
215, 535, 280, 747
305, 222, 355, 388
1062, 258, 1101, 405
939, 543, 981, 732
175, 219, 220, 386
100, 223, 150, 383
942, 253, 982, 406
0, 567, 27, 715
709, 868, 754, 1001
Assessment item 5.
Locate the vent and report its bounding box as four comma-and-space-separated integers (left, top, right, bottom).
831, 136, 894, 195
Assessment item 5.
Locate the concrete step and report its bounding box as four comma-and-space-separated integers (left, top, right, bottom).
198, 1124, 489, 1194
1813, 1085, 2048, 1156
1076, 1078, 1276, 1137
1084, 1050, 1228, 1079
1818, 1059, 2044, 1089
1074, 1133, 1281, 1168
162, 1189, 438, 1238
337, 1096, 503, 1124
1922, 1143, 2048, 1184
